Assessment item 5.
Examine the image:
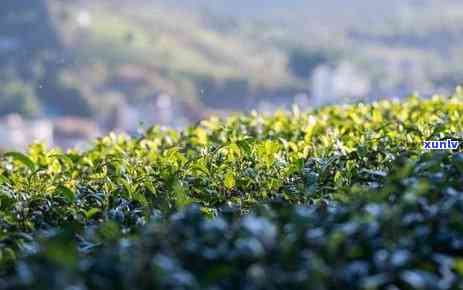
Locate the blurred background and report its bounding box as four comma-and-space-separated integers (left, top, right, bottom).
1, 0, 462, 150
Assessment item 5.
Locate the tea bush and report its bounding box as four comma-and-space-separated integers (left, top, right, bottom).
1, 94, 463, 289
3, 151, 463, 289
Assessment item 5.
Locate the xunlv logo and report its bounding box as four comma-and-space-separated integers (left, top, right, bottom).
423, 139, 460, 150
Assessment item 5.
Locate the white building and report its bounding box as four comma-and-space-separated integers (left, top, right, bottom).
0, 114, 54, 150
76, 10, 92, 28
311, 62, 371, 107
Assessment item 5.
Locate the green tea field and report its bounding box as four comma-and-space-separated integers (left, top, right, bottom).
1, 92, 463, 289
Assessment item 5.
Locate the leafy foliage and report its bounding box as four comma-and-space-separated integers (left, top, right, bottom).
3, 151, 463, 289
0, 81, 41, 117
1, 95, 463, 289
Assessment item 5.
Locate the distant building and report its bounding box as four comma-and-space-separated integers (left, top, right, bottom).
384, 58, 431, 96
76, 10, 92, 28
52, 117, 100, 149
0, 114, 53, 150
0, 114, 104, 151
311, 62, 371, 106
111, 94, 193, 133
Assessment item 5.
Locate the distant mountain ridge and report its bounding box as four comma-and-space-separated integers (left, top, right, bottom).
167, 0, 431, 29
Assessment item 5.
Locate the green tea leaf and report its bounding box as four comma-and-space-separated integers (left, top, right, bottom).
224, 171, 235, 190
85, 208, 101, 220
56, 185, 76, 203
4, 152, 36, 171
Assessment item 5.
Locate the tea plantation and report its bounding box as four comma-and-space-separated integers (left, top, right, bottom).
1, 94, 463, 289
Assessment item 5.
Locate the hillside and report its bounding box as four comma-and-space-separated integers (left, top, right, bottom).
169, 0, 422, 28
48, 0, 303, 111
57, 0, 463, 113
1, 0, 463, 139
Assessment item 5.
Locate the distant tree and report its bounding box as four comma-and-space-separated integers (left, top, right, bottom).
288, 48, 329, 79
0, 81, 41, 117
0, 0, 62, 80
0, 0, 92, 117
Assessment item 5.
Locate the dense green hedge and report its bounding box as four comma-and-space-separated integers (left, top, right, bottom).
2, 151, 463, 289
1, 94, 463, 289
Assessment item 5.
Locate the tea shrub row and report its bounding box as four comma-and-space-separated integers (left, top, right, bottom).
1, 93, 463, 289
2, 151, 463, 289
